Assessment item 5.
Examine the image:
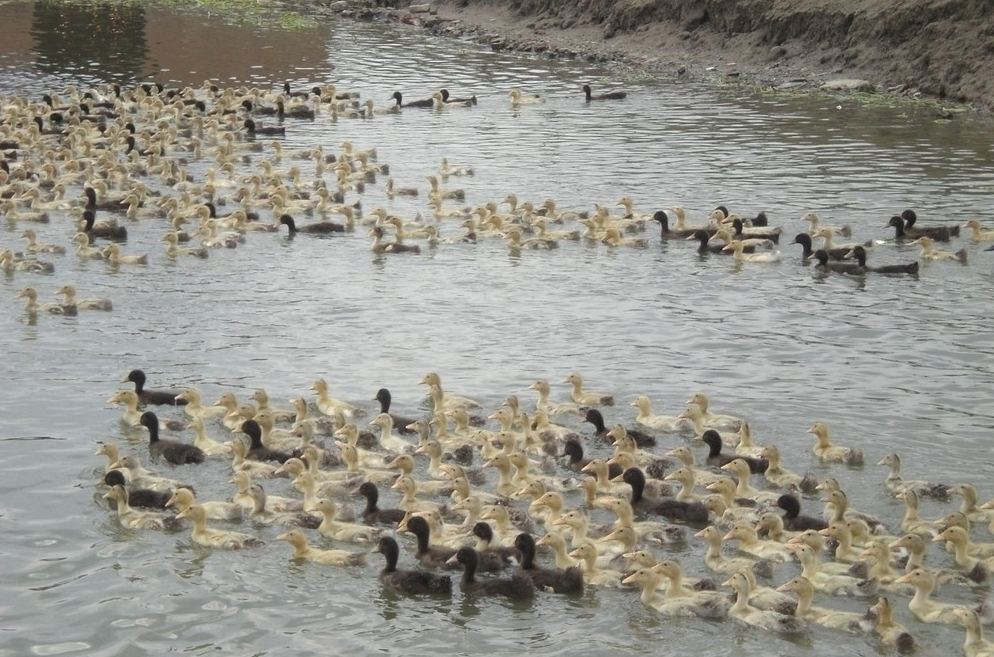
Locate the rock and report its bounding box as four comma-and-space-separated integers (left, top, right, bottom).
408, 3, 431, 13
820, 78, 876, 92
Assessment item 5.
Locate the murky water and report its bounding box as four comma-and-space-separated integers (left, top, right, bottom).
2, 1, 993, 655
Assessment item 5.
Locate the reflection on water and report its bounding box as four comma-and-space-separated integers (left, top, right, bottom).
31, 1, 148, 83
2, 2, 994, 657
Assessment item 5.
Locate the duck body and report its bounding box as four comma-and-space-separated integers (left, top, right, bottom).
176, 504, 261, 549
448, 547, 535, 599
513, 533, 584, 594
125, 369, 186, 406
140, 412, 205, 465
375, 536, 452, 595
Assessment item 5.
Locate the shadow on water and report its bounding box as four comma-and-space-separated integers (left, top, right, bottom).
31, 1, 148, 83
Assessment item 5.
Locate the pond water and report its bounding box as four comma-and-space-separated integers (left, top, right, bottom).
1, 1, 993, 656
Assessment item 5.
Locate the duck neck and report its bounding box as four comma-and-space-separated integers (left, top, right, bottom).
412, 525, 432, 555
460, 554, 478, 585
793, 586, 813, 616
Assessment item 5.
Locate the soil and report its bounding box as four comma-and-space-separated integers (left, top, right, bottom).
322, 0, 994, 112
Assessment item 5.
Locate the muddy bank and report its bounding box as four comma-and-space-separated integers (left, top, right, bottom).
325, 0, 994, 111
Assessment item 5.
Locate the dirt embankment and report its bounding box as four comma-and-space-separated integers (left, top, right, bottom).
354, 0, 994, 110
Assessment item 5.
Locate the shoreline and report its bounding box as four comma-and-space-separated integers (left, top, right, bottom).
323, 0, 993, 115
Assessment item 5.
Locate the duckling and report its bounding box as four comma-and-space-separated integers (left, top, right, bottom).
278, 529, 366, 566
630, 395, 691, 433
101, 470, 170, 509
950, 483, 994, 523
870, 597, 916, 651
723, 523, 793, 562
819, 520, 863, 563
102, 485, 172, 530
806, 422, 863, 465
508, 89, 545, 106
162, 231, 208, 258
102, 243, 147, 265
368, 413, 414, 454
723, 572, 807, 633
175, 503, 261, 549
775, 493, 827, 531
588, 414, 656, 448
844, 244, 920, 274
374, 536, 452, 595
720, 459, 779, 504
247, 483, 317, 527
1, 251, 56, 273
567, 543, 625, 587
695, 525, 775, 578
758, 445, 816, 493
802, 212, 852, 238
139, 411, 205, 465
108, 454, 188, 493
722, 239, 782, 262
684, 393, 743, 430
240, 419, 294, 463
964, 218, 994, 243
123, 369, 185, 406
447, 547, 534, 599
775, 576, 867, 632
165, 487, 242, 521
19, 229, 65, 254
701, 430, 766, 473
564, 372, 613, 406
529, 378, 583, 417
70, 232, 105, 259
582, 84, 626, 102
55, 284, 111, 311
16, 287, 75, 315
955, 608, 994, 657
786, 542, 878, 596
895, 568, 969, 624
665, 446, 722, 486
174, 388, 226, 420
900, 209, 959, 239
877, 452, 948, 499
912, 235, 967, 262
932, 527, 992, 583
513, 532, 584, 594
357, 481, 405, 526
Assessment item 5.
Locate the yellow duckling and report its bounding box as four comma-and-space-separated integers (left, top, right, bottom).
16, 287, 76, 315
187, 416, 232, 457
106, 389, 145, 426
722, 572, 807, 633
175, 503, 261, 549
721, 239, 781, 262
165, 487, 242, 521
103, 485, 170, 530
55, 284, 112, 311
775, 576, 867, 632
806, 422, 864, 465
954, 608, 994, 657
964, 218, 994, 242
567, 543, 625, 587
630, 395, 691, 433
102, 243, 148, 265
162, 231, 208, 258
507, 89, 545, 106
563, 372, 613, 406
314, 499, 380, 543
894, 568, 969, 624
870, 597, 916, 651
912, 235, 967, 262
20, 229, 66, 254
277, 529, 366, 566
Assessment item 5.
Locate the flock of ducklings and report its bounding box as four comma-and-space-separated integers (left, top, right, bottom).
3, 79, 993, 319
2, 78, 991, 652
94, 367, 994, 655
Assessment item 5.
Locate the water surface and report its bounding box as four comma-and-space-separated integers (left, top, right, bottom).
1, 2, 993, 656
